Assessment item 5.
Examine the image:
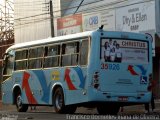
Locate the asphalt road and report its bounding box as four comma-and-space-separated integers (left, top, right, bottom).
1, 103, 160, 120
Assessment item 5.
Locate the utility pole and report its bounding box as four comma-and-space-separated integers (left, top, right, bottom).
49, 0, 54, 37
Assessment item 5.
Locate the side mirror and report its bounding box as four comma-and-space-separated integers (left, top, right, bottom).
2, 53, 8, 59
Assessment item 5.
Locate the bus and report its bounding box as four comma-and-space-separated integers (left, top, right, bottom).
2, 27, 153, 115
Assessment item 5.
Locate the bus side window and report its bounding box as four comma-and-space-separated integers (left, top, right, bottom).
80, 39, 89, 65
29, 47, 43, 58
28, 47, 43, 69
15, 50, 28, 60
15, 49, 28, 70
61, 42, 79, 66
44, 45, 60, 68
62, 43, 71, 66
72, 42, 79, 65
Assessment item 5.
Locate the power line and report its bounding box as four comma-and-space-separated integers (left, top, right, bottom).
14, 2, 49, 6
14, 12, 49, 21
55, 0, 105, 15
14, 0, 154, 27
74, 0, 84, 14
14, 17, 50, 29
14, 0, 125, 26
14, 0, 105, 19
14, 0, 48, 4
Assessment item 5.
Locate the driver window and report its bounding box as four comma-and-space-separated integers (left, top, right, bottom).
3, 53, 14, 75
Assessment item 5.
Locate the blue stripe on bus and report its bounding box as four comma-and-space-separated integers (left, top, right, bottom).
73, 67, 85, 89
136, 65, 147, 75
32, 70, 50, 103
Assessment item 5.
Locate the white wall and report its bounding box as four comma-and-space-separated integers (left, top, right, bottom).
14, 0, 62, 43
14, 0, 74, 43
53, 0, 61, 18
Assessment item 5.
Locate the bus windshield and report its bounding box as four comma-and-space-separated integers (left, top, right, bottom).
3, 51, 14, 79
100, 38, 149, 64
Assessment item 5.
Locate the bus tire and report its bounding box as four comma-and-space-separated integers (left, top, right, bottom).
97, 103, 120, 115
16, 93, 28, 112
53, 87, 66, 113
53, 87, 77, 114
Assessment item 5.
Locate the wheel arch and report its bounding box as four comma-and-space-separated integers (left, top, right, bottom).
51, 82, 65, 105
12, 84, 22, 105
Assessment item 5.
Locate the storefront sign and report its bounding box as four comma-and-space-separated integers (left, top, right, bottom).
116, 1, 155, 56
101, 10, 115, 31
83, 10, 115, 31
83, 13, 101, 31
116, 1, 155, 32
57, 14, 82, 36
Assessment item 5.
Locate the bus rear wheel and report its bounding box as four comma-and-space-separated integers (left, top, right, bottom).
16, 93, 28, 112
53, 87, 77, 114
97, 103, 120, 115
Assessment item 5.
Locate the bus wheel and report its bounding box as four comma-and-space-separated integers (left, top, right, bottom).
16, 93, 28, 112
53, 87, 77, 114
97, 104, 120, 115
53, 87, 66, 113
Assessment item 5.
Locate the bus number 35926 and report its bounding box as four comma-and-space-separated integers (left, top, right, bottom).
101, 63, 120, 71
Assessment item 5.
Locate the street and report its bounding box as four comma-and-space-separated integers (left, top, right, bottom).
1, 101, 160, 120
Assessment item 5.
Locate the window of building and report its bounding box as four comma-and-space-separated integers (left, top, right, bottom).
61, 42, 79, 66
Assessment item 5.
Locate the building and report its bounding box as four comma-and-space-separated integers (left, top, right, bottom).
14, 0, 73, 43
14, 0, 51, 43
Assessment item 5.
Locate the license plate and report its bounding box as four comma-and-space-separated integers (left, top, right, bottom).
118, 96, 128, 101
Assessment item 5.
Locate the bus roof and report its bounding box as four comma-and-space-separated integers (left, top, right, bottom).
6, 29, 150, 53
6, 30, 94, 52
